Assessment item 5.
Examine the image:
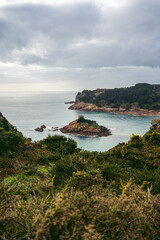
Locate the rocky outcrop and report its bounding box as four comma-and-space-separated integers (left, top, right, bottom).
69, 102, 118, 112
150, 119, 160, 132
151, 119, 160, 127
60, 116, 111, 137
69, 102, 160, 116
35, 125, 46, 132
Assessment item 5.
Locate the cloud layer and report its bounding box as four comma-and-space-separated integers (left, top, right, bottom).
0, 0, 160, 90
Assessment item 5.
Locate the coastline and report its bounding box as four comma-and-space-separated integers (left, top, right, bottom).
69, 102, 160, 116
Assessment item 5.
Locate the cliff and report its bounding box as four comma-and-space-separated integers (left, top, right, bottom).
60, 115, 111, 137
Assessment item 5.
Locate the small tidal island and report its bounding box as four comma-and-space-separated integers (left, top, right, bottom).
60, 115, 111, 137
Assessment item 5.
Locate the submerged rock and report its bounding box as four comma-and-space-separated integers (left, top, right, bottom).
65, 101, 75, 104
52, 127, 59, 131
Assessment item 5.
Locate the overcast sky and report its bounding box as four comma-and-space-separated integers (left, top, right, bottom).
0, 0, 160, 91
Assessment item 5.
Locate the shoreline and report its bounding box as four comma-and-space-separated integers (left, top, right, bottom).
69, 102, 160, 116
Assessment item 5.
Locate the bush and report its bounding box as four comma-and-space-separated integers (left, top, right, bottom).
128, 134, 143, 148
50, 156, 75, 187
69, 169, 103, 190
145, 132, 160, 145
39, 135, 78, 155
0, 131, 26, 155
77, 116, 97, 126
2, 174, 38, 196
34, 183, 160, 240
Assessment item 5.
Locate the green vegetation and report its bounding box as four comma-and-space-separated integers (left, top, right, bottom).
77, 115, 99, 127
0, 113, 160, 239
0, 112, 14, 131
76, 83, 160, 110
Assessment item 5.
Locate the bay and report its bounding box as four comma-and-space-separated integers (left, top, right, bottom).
0, 91, 158, 152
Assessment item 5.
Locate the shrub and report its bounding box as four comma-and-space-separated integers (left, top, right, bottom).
39, 135, 78, 155
69, 169, 103, 190
0, 131, 26, 155
2, 174, 38, 196
128, 134, 143, 148
77, 116, 97, 125
33, 183, 160, 240
50, 156, 75, 187
145, 132, 160, 145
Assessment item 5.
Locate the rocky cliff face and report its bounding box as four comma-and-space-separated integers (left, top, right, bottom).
69, 102, 160, 116
60, 116, 111, 137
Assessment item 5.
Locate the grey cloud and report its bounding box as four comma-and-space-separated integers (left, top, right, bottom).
0, 1, 160, 67
0, 2, 100, 63
0, 0, 160, 90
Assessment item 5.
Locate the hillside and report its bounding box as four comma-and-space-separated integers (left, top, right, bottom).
0, 113, 160, 239
0, 112, 15, 131
69, 83, 160, 115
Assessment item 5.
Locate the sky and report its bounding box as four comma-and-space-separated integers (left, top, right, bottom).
0, 0, 160, 91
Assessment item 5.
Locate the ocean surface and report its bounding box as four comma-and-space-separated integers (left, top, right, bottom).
0, 91, 158, 152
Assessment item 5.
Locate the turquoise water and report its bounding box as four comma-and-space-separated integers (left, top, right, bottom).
0, 91, 158, 152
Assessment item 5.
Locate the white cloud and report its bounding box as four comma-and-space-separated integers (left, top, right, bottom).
0, 61, 160, 91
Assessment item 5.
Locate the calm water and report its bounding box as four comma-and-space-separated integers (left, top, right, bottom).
0, 91, 158, 152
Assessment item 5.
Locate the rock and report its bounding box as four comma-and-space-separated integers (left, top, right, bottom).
52, 127, 59, 131
35, 124, 46, 132
41, 125, 46, 129
35, 127, 44, 132
149, 119, 160, 133
69, 102, 160, 116
151, 119, 160, 126
65, 101, 75, 104
60, 116, 111, 137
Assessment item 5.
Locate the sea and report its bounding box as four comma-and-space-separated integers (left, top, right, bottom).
0, 91, 158, 152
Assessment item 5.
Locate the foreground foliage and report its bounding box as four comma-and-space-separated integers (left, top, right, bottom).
0, 114, 160, 239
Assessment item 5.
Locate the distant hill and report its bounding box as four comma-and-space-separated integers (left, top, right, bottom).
75, 83, 160, 110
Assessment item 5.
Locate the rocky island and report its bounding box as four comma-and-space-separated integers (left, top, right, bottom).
69, 83, 160, 116
60, 115, 111, 137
